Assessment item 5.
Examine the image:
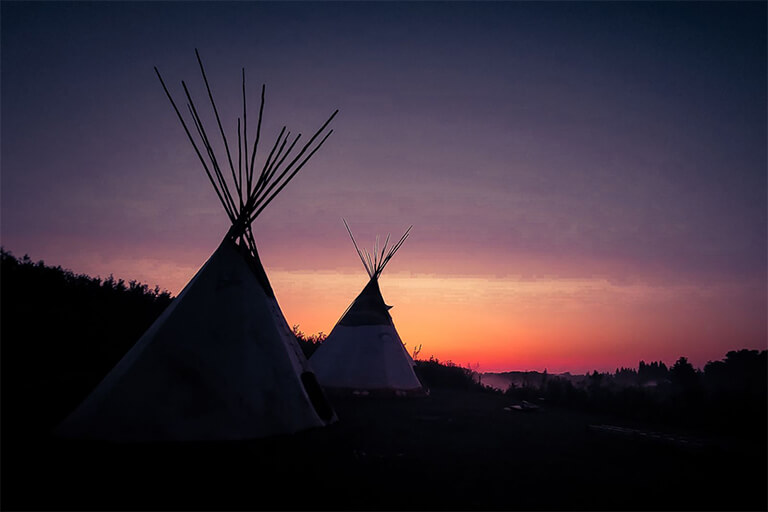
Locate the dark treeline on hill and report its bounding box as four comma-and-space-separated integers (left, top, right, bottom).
1, 249, 173, 435
493, 351, 767, 438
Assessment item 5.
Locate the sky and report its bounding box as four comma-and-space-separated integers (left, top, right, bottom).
2, 1, 765, 373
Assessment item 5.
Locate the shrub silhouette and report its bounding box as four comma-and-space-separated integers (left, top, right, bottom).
414, 356, 491, 392
292, 324, 327, 358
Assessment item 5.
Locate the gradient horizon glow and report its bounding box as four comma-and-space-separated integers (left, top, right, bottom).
2, 2, 765, 374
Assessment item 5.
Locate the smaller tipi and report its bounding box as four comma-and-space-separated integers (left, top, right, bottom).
310, 220, 425, 396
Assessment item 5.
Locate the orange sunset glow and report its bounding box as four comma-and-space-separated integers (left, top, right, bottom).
272, 268, 764, 373
39, 238, 764, 375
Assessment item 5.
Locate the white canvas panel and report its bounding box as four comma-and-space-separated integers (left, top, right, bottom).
311, 324, 422, 392
57, 239, 333, 441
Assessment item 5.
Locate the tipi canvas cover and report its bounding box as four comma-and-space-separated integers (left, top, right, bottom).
57, 51, 337, 441
310, 221, 425, 396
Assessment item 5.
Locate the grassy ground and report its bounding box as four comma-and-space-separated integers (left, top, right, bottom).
2, 389, 765, 511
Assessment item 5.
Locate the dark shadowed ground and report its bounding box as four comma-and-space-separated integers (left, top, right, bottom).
2, 389, 765, 511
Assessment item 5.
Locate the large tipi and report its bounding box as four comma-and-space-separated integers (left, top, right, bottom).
310, 220, 425, 396
57, 51, 337, 441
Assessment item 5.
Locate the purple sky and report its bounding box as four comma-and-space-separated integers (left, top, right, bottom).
2, 2, 765, 371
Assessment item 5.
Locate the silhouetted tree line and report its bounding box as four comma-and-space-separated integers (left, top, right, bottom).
414, 357, 489, 391
505, 352, 767, 437
292, 325, 327, 358
1, 249, 173, 436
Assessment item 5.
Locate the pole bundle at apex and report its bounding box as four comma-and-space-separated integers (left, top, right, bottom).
154, 49, 338, 258
343, 219, 412, 280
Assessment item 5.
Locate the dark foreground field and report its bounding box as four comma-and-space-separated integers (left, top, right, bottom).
3, 389, 765, 511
